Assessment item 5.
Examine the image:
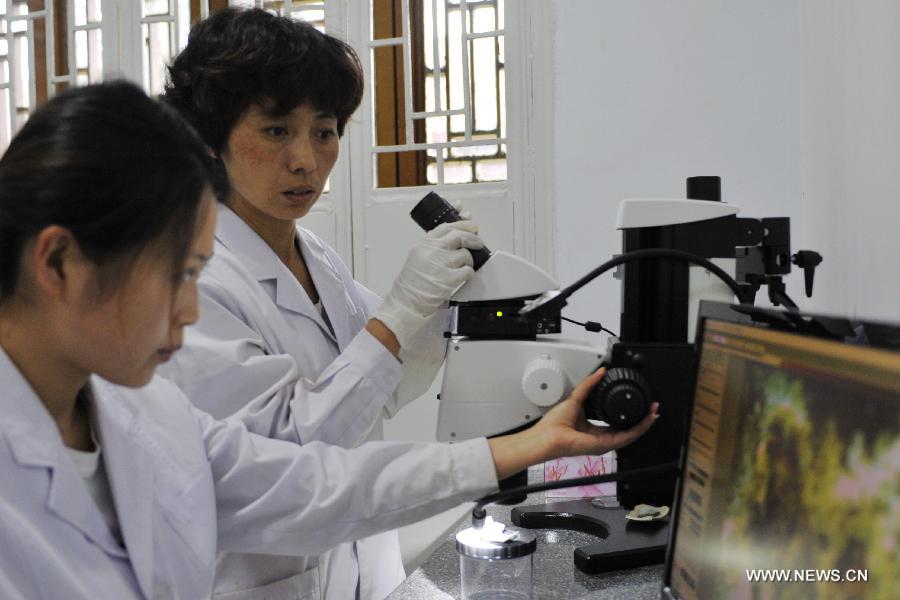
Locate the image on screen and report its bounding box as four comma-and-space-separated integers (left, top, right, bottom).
669, 319, 900, 600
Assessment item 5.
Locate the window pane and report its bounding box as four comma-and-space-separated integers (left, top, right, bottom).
373, 44, 407, 146
75, 0, 87, 26
471, 37, 496, 132
449, 141, 497, 158
499, 65, 505, 138
471, 4, 494, 35
446, 5, 463, 111
475, 157, 505, 182
376, 150, 427, 188
371, 0, 399, 40
442, 161, 472, 184
425, 115, 446, 144
75, 30, 88, 71
88, 28, 102, 83
427, 159, 473, 185
142, 21, 173, 97
88, 0, 101, 23
143, 0, 170, 18
13, 32, 29, 109
0, 88, 10, 149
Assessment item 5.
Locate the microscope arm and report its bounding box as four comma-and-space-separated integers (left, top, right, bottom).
436, 338, 604, 441
522, 248, 750, 316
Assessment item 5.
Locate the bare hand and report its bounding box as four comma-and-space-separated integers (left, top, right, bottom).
534, 368, 658, 460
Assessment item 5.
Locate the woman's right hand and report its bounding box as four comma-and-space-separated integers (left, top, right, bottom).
373, 221, 484, 349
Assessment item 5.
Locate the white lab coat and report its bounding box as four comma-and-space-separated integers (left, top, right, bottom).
158, 204, 447, 599
0, 347, 497, 600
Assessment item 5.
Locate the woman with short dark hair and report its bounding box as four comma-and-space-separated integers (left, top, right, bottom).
161, 8, 485, 598
165, 6, 363, 154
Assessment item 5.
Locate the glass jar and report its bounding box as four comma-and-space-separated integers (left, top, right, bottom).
456, 524, 536, 600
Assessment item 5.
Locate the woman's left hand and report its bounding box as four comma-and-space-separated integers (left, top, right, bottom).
487, 368, 658, 480
534, 368, 658, 460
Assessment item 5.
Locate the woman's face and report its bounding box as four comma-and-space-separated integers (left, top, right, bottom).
72, 193, 217, 388
221, 100, 340, 222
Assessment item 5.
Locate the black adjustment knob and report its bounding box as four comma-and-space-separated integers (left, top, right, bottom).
586, 368, 651, 430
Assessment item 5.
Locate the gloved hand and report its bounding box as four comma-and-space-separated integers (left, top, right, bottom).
383, 308, 452, 417
374, 220, 484, 349
449, 198, 473, 221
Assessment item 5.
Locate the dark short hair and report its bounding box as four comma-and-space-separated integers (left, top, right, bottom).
0, 80, 227, 300
163, 7, 364, 155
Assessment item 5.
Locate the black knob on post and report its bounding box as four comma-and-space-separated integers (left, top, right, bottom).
411, 191, 492, 270
792, 250, 823, 297
586, 368, 651, 430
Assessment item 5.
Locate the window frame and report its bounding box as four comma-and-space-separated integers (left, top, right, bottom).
341, 0, 556, 280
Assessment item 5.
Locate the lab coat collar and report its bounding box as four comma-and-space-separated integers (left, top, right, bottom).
295, 227, 357, 347
92, 378, 157, 599
215, 204, 344, 345
0, 350, 135, 565
214, 203, 281, 282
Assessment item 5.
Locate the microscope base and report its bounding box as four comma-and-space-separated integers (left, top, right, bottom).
511, 499, 670, 574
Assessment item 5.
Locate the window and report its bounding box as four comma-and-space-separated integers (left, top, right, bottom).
0, 0, 553, 275
0, 1, 327, 152
141, 1, 323, 98
0, 0, 104, 150
2, 1, 508, 185
370, 0, 506, 188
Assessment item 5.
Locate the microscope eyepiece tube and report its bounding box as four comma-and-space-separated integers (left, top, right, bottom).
411, 191, 492, 270
686, 175, 721, 202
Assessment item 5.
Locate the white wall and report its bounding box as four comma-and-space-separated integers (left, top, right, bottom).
554, 0, 805, 343
554, 0, 898, 334
793, 0, 900, 321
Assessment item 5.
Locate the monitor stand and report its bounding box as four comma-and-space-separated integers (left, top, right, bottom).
511, 499, 670, 573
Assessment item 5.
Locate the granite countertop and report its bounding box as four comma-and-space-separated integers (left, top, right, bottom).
387, 468, 665, 599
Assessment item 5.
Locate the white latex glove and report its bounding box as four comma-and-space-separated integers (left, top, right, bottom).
448, 198, 473, 221
383, 309, 451, 417
374, 220, 484, 349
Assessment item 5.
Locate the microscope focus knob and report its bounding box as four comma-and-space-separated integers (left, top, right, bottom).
522, 357, 568, 408
587, 368, 651, 429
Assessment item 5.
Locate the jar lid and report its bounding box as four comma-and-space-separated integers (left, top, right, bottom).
455, 525, 537, 560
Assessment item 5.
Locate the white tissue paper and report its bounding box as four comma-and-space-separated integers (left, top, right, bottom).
479, 516, 517, 543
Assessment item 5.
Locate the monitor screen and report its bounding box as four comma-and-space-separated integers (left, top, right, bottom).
667, 317, 900, 600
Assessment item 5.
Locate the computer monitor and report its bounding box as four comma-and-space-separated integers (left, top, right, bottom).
662, 302, 900, 600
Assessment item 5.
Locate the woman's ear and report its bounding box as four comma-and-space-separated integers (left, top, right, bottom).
30, 226, 90, 302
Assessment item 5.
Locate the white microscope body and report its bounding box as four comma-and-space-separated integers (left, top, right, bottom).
436, 250, 603, 441
435, 197, 744, 442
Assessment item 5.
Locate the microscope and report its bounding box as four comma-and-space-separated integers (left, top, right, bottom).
411, 177, 821, 573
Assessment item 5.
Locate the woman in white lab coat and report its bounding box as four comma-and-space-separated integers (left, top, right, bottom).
0, 82, 657, 599
160, 8, 489, 599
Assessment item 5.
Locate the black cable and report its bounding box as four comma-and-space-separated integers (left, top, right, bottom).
522, 248, 751, 315
471, 461, 681, 527
561, 316, 618, 338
